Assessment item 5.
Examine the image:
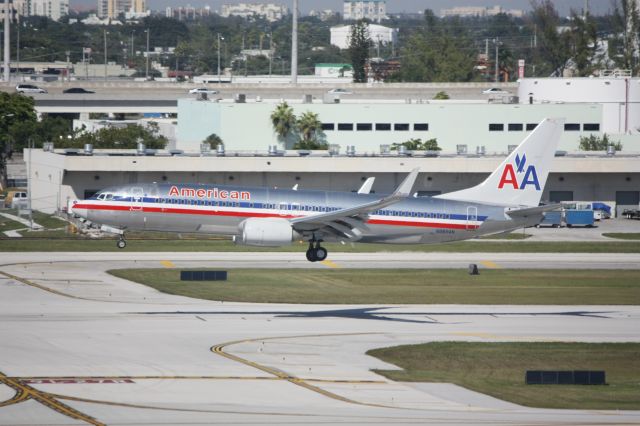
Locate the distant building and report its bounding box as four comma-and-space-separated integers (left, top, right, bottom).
220, 3, 287, 22
98, 0, 146, 19
165, 5, 211, 20
440, 5, 524, 18
309, 9, 337, 20
314, 63, 353, 78
330, 24, 397, 50
2, 0, 68, 21
343, 0, 386, 23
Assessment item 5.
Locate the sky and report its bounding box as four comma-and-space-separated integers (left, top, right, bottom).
73, 0, 616, 16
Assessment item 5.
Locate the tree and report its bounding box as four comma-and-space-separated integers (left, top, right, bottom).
349, 20, 371, 83
530, 1, 572, 76
270, 102, 296, 146
568, 11, 599, 76
433, 91, 449, 100
609, 0, 640, 74
388, 12, 475, 82
0, 93, 38, 190
203, 133, 223, 148
579, 134, 622, 151
294, 111, 325, 150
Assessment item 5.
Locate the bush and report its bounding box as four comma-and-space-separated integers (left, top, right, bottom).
579, 134, 622, 151
391, 138, 441, 151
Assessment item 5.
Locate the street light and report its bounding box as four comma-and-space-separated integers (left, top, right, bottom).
103, 29, 109, 81
217, 33, 224, 82
145, 28, 150, 80
130, 30, 135, 59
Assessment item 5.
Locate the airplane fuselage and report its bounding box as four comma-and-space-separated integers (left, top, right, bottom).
73, 182, 535, 245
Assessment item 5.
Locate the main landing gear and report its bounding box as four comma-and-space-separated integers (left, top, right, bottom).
306, 240, 328, 262
116, 235, 127, 249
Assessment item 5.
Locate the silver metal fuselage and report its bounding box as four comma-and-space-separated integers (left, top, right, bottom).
73, 182, 536, 244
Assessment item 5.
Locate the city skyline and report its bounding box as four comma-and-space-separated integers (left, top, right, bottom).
71, 0, 617, 16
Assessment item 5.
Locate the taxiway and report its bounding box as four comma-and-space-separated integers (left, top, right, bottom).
0, 251, 639, 425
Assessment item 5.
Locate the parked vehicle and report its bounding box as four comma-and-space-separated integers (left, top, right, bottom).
5, 190, 28, 208
188, 88, 219, 95
622, 209, 640, 219
63, 87, 95, 94
565, 209, 594, 227
482, 87, 509, 95
538, 210, 563, 228
16, 84, 47, 94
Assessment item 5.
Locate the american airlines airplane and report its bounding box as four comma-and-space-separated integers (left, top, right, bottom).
70, 118, 563, 262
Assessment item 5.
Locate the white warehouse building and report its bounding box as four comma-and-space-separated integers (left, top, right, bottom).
330, 24, 398, 50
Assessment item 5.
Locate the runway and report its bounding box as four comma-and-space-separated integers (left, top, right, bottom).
1, 252, 639, 425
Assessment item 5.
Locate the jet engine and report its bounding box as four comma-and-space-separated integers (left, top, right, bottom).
235, 217, 298, 247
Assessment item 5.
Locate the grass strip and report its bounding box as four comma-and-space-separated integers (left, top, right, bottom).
603, 233, 640, 240
107, 268, 640, 305
368, 342, 640, 410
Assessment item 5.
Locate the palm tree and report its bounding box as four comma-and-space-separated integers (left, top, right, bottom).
270, 102, 296, 144
296, 111, 322, 144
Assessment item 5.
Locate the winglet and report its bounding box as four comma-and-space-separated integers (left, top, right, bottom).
391, 168, 420, 199
357, 177, 375, 194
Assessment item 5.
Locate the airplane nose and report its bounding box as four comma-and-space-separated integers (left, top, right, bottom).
68, 199, 88, 219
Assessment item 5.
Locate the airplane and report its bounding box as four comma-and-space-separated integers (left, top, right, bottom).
69, 118, 564, 262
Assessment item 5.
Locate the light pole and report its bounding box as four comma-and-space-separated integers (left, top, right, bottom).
145, 28, 150, 80
103, 29, 109, 81
268, 32, 272, 77
130, 30, 135, 59
3, 0, 10, 82
493, 38, 501, 83
217, 33, 224, 82
291, 0, 298, 84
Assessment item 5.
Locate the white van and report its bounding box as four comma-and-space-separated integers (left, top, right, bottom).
10, 192, 28, 209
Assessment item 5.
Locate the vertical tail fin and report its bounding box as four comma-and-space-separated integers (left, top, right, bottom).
435, 118, 564, 207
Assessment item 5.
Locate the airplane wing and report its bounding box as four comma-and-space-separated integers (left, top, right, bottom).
289, 169, 419, 240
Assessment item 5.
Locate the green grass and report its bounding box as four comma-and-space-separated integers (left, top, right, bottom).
368, 342, 640, 410
0, 217, 24, 233
604, 233, 640, 240
107, 268, 640, 305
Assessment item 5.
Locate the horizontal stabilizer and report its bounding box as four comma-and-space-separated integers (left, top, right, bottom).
506, 203, 562, 218
357, 177, 375, 194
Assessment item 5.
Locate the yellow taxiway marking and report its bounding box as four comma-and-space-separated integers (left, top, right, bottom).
0, 371, 104, 426
0, 271, 84, 300
320, 260, 341, 269
160, 260, 175, 268
211, 333, 404, 410
480, 260, 501, 269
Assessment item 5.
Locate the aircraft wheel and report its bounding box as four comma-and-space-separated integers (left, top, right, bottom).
306, 249, 317, 262
314, 247, 328, 261
117, 239, 127, 249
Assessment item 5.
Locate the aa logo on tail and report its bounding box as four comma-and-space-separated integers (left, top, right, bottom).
498, 154, 540, 190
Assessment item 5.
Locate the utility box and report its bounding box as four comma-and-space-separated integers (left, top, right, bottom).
565, 210, 594, 227
539, 211, 562, 228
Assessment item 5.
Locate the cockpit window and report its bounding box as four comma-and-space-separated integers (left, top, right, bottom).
96, 192, 114, 201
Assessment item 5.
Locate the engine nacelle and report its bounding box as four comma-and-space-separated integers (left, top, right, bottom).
236, 217, 297, 247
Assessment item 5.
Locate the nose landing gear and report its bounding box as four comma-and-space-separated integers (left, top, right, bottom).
306, 240, 328, 262
116, 235, 127, 249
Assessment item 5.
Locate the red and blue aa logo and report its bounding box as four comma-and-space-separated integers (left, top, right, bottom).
498, 154, 540, 190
